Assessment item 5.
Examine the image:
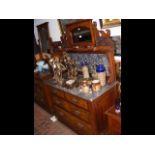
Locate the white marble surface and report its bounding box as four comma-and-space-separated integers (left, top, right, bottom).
47, 80, 117, 102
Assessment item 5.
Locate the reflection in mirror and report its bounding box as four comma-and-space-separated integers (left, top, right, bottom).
72, 27, 92, 43
34, 34, 40, 54
39, 27, 48, 53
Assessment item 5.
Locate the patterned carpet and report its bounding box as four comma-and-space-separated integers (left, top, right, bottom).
34, 103, 77, 135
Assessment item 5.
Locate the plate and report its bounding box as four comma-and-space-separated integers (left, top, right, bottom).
66, 79, 75, 85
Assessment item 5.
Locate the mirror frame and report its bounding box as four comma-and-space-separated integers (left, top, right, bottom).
66, 19, 96, 47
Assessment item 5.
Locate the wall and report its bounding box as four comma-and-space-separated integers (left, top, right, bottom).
105, 26, 121, 37
34, 19, 61, 43
92, 19, 121, 37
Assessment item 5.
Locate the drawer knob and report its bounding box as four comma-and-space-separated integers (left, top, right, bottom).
74, 110, 81, 116
72, 98, 78, 104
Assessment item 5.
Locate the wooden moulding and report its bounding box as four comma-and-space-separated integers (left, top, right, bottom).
65, 19, 96, 47
63, 46, 113, 54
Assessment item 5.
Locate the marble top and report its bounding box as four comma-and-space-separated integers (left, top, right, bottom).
46, 80, 117, 102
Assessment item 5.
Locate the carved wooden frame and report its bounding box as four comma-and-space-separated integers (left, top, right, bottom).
65, 19, 96, 47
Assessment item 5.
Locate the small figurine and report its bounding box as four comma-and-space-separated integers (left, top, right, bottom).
68, 59, 78, 80
61, 51, 78, 80
49, 56, 66, 85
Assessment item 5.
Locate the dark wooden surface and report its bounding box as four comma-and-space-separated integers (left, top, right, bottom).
105, 105, 121, 134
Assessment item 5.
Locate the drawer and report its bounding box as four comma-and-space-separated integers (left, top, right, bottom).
71, 115, 92, 135
55, 106, 93, 135
65, 93, 88, 110
51, 87, 65, 98
53, 96, 90, 122
53, 96, 70, 112
69, 103, 90, 123
55, 105, 74, 125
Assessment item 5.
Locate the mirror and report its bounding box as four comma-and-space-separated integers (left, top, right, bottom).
58, 19, 82, 35
72, 27, 92, 43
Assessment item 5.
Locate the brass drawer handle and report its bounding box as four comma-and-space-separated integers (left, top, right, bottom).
77, 122, 84, 128
55, 100, 61, 105
74, 110, 81, 116
72, 98, 78, 104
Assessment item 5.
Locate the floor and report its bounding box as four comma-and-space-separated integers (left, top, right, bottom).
34, 103, 77, 135
34, 103, 109, 135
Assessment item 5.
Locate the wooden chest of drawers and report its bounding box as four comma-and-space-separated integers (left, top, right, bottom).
49, 84, 117, 135
34, 73, 53, 114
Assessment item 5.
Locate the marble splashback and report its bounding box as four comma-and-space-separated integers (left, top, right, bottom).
69, 53, 110, 76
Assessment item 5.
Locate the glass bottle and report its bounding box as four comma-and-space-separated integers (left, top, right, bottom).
96, 64, 106, 86
81, 62, 90, 79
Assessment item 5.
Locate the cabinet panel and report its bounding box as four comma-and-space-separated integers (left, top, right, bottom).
108, 117, 121, 135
